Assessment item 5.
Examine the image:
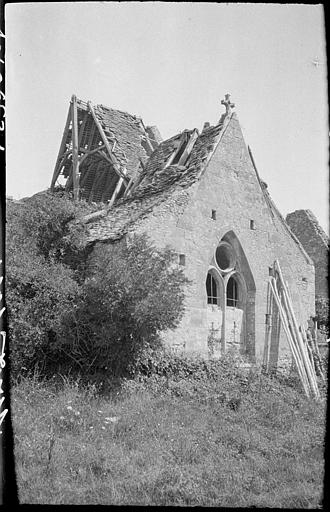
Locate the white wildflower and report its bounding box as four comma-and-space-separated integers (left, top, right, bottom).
105, 417, 119, 423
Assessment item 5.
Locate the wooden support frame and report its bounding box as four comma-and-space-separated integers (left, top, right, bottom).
71, 95, 80, 202
52, 95, 132, 207
79, 145, 106, 165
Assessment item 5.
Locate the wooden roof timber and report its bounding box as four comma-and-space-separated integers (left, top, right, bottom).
50, 95, 129, 202
72, 95, 80, 201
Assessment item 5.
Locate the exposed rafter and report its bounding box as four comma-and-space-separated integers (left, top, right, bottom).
50, 95, 159, 204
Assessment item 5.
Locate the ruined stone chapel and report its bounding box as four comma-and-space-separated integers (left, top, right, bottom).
50, 94, 316, 369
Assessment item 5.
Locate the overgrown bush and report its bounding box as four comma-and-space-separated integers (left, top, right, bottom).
58, 235, 189, 376
6, 191, 91, 375
7, 249, 81, 374
7, 192, 189, 378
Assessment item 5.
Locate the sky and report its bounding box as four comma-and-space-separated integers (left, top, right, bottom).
5, 2, 329, 232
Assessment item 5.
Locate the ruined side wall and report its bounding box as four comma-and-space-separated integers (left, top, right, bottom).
286, 210, 329, 298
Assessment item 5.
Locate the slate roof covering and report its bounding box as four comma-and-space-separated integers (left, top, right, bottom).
86, 185, 180, 242
84, 119, 227, 242
91, 102, 153, 177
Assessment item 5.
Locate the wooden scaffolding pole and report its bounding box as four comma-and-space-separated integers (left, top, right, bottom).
71, 95, 80, 202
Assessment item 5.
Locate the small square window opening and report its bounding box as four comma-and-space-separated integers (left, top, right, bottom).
250, 220, 255, 230
179, 254, 186, 266
211, 210, 217, 220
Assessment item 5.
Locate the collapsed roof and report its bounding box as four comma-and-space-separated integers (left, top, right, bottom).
50, 95, 161, 203
51, 94, 229, 228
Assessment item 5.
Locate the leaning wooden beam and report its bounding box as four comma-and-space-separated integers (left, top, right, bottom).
275, 261, 319, 399
123, 161, 142, 198
71, 95, 80, 202
50, 103, 72, 190
108, 169, 127, 208
263, 281, 273, 370
269, 278, 310, 398
178, 129, 199, 166
99, 150, 113, 164
279, 281, 317, 397
79, 145, 106, 166
126, 159, 146, 196
87, 101, 128, 184
56, 149, 73, 176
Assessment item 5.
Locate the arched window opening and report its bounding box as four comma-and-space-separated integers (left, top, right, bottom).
206, 272, 219, 305
227, 276, 239, 307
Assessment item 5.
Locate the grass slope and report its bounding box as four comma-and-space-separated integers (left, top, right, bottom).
11, 362, 326, 506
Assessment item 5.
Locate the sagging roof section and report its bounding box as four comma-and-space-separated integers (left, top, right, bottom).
83, 118, 229, 243
50, 95, 159, 203
123, 120, 226, 201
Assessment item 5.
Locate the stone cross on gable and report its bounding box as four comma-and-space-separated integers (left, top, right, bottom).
221, 94, 235, 116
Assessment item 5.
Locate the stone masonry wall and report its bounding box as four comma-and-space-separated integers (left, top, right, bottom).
286, 209, 329, 298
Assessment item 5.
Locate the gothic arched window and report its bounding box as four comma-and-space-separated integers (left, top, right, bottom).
226, 276, 239, 307
206, 272, 219, 305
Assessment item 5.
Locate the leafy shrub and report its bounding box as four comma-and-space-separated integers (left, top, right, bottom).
7, 252, 80, 375
6, 191, 93, 375
7, 191, 187, 379
7, 190, 92, 260
58, 235, 189, 376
